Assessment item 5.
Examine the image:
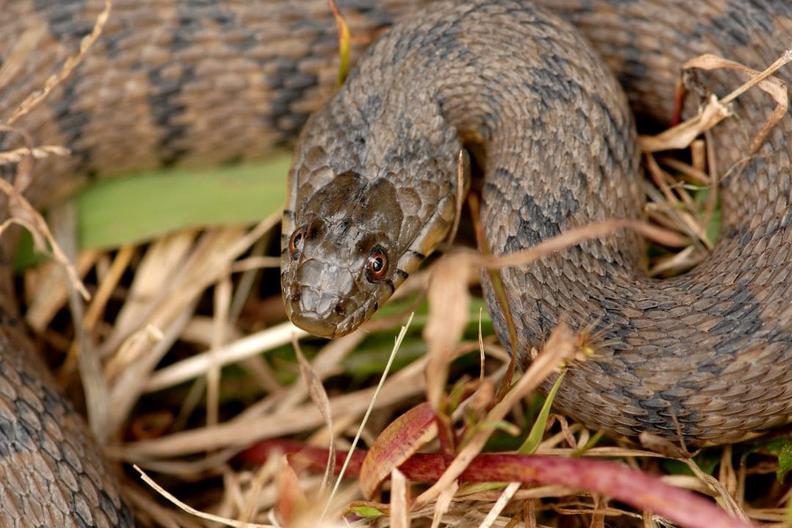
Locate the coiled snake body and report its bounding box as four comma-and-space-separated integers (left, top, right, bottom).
1, 0, 791, 525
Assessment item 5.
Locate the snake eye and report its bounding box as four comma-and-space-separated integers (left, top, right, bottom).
288, 227, 306, 258
365, 246, 389, 282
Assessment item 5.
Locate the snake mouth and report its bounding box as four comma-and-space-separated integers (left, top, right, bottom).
289, 310, 340, 338
284, 282, 351, 338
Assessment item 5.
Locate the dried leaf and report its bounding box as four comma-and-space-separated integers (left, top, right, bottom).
640, 50, 792, 153
360, 402, 438, 498
424, 253, 471, 410
683, 51, 791, 153
639, 94, 731, 152
414, 323, 576, 509
277, 456, 307, 527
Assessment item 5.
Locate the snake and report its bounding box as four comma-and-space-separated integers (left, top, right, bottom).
0, 0, 790, 525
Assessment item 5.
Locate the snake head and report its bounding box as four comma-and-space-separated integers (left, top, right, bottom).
281, 168, 408, 337
281, 96, 462, 338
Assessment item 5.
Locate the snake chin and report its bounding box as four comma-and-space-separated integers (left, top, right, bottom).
287, 305, 348, 338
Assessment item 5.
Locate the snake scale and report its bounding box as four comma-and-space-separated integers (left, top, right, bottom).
0, 0, 790, 525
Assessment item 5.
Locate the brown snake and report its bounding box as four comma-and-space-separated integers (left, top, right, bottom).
0, 0, 791, 525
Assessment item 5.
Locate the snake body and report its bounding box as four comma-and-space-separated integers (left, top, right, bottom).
283, 0, 792, 447
1, 0, 791, 525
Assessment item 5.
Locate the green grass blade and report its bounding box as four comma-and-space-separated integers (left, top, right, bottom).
767, 437, 792, 481
518, 370, 566, 454
75, 153, 291, 250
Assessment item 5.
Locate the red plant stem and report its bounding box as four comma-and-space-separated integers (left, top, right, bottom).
240, 439, 755, 528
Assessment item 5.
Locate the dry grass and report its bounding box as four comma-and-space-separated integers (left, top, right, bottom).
22, 253, 792, 524
18, 127, 792, 526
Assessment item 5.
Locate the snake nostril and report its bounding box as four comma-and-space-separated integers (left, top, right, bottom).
290, 291, 301, 304
333, 301, 346, 317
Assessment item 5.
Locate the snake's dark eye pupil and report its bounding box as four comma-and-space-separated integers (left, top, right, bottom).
366, 247, 389, 281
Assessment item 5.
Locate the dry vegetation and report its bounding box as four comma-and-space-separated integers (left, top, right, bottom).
1, 1, 792, 527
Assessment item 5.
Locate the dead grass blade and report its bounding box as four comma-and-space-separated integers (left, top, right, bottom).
144, 322, 306, 393
430, 480, 458, 528
294, 340, 336, 493
5, 0, 112, 126
0, 176, 89, 299
83, 245, 135, 331
120, 349, 429, 462
207, 276, 233, 427
321, 313, 414, 521
50, 203, 110, 441
134, 465, 274, 528
0, 145, 70, 165
473, 219, 686, 272
468, 192, 519, 395
639, 49, 792, 153
123, 484, 203, 528
658, 155, 710, 186
644, 155, 711, 249
683, 457, 749, 522
389, 469, 410, 528
104, 217, 278, 436
327, 0, 351, 86
479, 482, 521, 528
26, 251, 97, 332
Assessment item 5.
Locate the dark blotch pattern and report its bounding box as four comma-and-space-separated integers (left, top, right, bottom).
0, 331, 134, 527
147, 64, 196, 166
